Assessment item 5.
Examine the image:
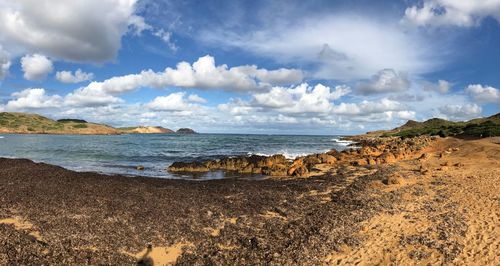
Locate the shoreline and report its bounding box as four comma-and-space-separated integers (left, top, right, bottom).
1, 136, 498, 264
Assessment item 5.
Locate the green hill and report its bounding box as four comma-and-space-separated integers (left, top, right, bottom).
383, 113, 500, 138
0, 112, 118, 135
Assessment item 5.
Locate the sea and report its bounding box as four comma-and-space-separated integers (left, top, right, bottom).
0, 134, 353, 179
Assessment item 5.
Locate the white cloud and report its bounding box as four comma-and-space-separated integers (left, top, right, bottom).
466, 84, 500, 103
20, 54, 53, 81
403, 0, 500, 27
0, 0, 145, 62
187, 94, 207, 103
252, 83, 350, 113
0, 46, 10, 79
153, 29, 177, 52
422, 79, 450, 94
5, 88, 62, 110
356, 69, 410, 95
200, 15, 438, 79
67, 55, 304, 106
147, 92, 197, 111
439, 103, 482, 120
332, 98, 406, 116
64, 85, 123, 107
56, 69, 94, 83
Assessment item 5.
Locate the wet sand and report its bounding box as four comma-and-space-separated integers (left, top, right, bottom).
0, 137, 498, 265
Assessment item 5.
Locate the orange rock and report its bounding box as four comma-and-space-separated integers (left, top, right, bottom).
377, 152, 397, 164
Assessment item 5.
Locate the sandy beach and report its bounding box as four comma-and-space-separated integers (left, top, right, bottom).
0, 137, 499, 265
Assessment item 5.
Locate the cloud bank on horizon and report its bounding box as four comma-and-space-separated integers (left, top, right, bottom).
0, 0, 498, 134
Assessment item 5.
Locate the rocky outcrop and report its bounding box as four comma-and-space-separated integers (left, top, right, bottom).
168, 136, 436, 177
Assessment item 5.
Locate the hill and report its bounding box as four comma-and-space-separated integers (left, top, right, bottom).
0, 112, 118, 135
0, 112, 196, 135
380, 113, 500, 138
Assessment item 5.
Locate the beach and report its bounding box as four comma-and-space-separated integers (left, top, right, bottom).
0, 136, 498, 264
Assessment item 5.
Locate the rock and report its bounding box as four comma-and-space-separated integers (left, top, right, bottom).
377, 152, 397, 164
317, 154, 337, 164
418, 153, 430, 161
168, 161, 209, 172
438, 166, 449, 171
288, 165, 309, 177
383, 173, 403, 185
440, 161, 449, 166
452, 147, 460, 151
367, 157, 377, 165
352, 158, 368, 166
453, 162, 464, 167
419, 165, 429, 175
136, 165, 145, 170
261, 164, 288, 176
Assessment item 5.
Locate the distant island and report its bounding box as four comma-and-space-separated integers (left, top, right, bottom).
176, 128, 197, 134
0, 112, 197, 135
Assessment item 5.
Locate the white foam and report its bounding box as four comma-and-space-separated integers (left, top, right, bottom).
248, 151, 309, 159
331, 138, 353, 146
0, 136, 4, 139
247, 149, 333, 160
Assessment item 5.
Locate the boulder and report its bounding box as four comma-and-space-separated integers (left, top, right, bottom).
262, 164, 288, 176
377, 152, 397, 164
317, 154, 337, 164
352, 158, 368, 166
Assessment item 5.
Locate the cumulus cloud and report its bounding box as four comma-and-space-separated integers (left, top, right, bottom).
466, 84, 500, 103
356, 69, 410, 95
64, 84, 123, 107
200, 15, 439, 79
66, 55, 304, 106
439, 103, 482, 120
147, 92, 199, 111
252, 83, 350, 113
332, 98, 406, 116
0, 0, 146, 62
56, 69, 94, 83
422, 80, 450, 94
6, 88, 62, 110
403, 0, 500, 27
20, 54, 53, 81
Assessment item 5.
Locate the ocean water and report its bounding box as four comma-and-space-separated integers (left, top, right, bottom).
0, 134, 352, 179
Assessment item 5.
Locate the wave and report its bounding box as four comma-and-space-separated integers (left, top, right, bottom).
0, 136, 4, 139
331, 138, 353, 146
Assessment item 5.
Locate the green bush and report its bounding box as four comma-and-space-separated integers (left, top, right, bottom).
72, 124, 88, 129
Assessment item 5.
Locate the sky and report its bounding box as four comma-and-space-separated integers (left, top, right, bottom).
0, 0, 499, 134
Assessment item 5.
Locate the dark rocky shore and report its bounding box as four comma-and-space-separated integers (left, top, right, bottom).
1, 155, 408, 265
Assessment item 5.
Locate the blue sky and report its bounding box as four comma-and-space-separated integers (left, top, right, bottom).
0, 0, 499, 134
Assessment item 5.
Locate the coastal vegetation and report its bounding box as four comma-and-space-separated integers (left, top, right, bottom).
379, 113, 500, 138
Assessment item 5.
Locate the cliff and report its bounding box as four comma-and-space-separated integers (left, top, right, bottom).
118, 126, 174, 134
